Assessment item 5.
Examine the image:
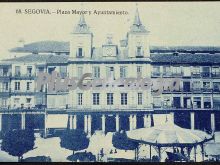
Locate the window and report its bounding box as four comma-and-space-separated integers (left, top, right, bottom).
183, 67, 191, 77
172, 66, 182, 75
120, 66, 127, 78
183, 97, 192, 108
27, 66, 32, 76
93, 66, 100, 78
212, 67, 220, 77
15, 82, 20, 90
203, 82, 211, 90
14, 98, 20, 104
3, 67, 8, 76
137, 66, 142, 77
153, 97, 162, 108
93, 93, 100, 105
38, 67, 44, 73
27, 82, 31, 91
15, 66, 21, 76
3, 82, 8, 91
163, 97, 171, 107
107, 93, 113, 105
26, 98, 31, 103
192, 81, 201, 90
173, 97, 181, 108
106, 66, 114, 79
1, 98, 7, 107
202, 67, 210, 77
138, 93, 142, 105
192, 66, 200, 76
204, 97, 211, 109
152, 66, 160, 76
78, 48, 83, 57
60, 66, 67, 78
77, 66, 83, 78
136, 46, 142, 57
121, 93, 127, 105
193, 97, 201, 108
213, 97, 220, 109
48, 67, 55, 74
163, 66, 171, 76
183, 81, 191, 92
213, 82, 220, 92
78, 93, 83, 105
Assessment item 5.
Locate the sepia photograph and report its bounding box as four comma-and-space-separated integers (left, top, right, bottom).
0, 1, 219, 162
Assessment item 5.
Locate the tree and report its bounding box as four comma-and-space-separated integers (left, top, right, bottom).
1, 129, 35, 162
112, 131, 139, 160
60, 129, 89, 155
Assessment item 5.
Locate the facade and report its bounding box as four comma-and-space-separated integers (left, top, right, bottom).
0, 8, 220, 136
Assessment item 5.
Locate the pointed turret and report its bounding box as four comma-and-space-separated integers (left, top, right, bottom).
127, 6, 150, 59
130, 7, 148, 33
78, 14, 86, 25
70, 13, 93, 59
73, 14, 91, 34
133, 8, 142, 26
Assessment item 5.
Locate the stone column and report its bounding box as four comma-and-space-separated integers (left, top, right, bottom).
44, 113, 48, 138
133, 114, 137, 130
101, 115, 105, 134
69, 115, 73, 129
0, 113, 2, 131
180, 96, 184, 108
87, 115, 92, 136
190, 112, 195, 130
211, 113, 215, 132
143, 114, 148, 128
73, 115, 77, 129
21, 113, 25, 130
116, 114, 120, 132
170, 112, 175, 124
129, 115, 133, 130
84, 115, 88, 134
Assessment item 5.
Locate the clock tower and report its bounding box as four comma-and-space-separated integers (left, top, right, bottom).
127, 8, 150, 59
70, 14, 93, 59
102, 35, 117, 57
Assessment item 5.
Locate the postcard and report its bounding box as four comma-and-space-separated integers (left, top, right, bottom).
0, 2, 219, 162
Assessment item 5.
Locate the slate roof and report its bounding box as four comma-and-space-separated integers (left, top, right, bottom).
3, 54, 68, 64
151, 53, 220, 64
10, 41, 69, 53
10, 41, 220, 54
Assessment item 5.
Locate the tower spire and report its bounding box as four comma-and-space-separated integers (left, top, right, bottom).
78, 14, 86, 26
129, 5, 148, 33
133, 8, 142, 26
73, 3, 91, 34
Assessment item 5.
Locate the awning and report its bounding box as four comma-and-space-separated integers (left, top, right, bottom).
46, 114, 68, 128
126, 122, 213, 147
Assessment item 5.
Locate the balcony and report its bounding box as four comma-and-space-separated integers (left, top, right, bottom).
135, 52, 144, 58
201, 72, 210, 78
0, 73, 11, 80
213, 87, 220, 92
10, 90, 36, 95
12, 73, 36, 80
191, 72, 201, 78
201, 88, 213, 93
76, 55, 84, 58
172, 72, 183, 77
212, 72, 220, 78
0, 91, 10, 96
151, 72, 161, 77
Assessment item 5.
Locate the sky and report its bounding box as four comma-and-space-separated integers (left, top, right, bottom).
0, 2, 220, 59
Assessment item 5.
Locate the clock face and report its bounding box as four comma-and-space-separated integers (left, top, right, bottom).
106, 47, 113, 56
